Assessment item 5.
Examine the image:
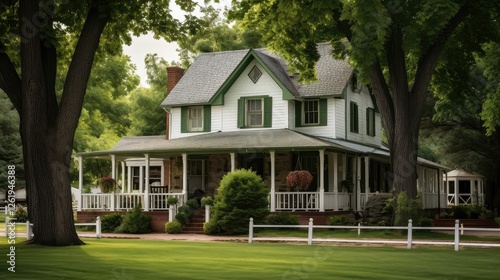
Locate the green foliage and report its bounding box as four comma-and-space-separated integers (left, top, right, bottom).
167, 197, 179, 206
177, 205, 194, 219
451, 205, 470, 219
165, 220, 182, 234
101, 213, 123, 233
203, 221, 220, 235
211, 169, 270, 235
201, 196, 214, 207
14, 205, 28, 223
495, 217, 500, 227
115, 204, 151, 234
186, 198, 200, 209
394, 192, 422, 226
265, 212, 299, 227
175, 211, 190, 226
328, 215, 349, 228
418, 217, 434, 228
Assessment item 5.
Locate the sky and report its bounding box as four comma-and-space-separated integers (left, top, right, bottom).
122, 0, 232, 87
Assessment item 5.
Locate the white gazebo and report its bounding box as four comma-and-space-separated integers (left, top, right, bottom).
447, 169, 485, 206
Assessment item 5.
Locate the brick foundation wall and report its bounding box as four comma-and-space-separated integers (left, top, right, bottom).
77, 211, 169, 233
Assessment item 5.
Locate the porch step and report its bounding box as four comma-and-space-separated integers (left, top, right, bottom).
182, 209, 205, 234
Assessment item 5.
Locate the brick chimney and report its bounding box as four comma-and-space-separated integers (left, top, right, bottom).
165, 66, 184, 139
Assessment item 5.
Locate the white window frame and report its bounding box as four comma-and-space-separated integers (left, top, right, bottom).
302, 99, 320, 125
246, 98, 263, 127
188, 106, 204, 132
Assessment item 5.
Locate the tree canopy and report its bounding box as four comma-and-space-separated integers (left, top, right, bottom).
230, 0, 500, 198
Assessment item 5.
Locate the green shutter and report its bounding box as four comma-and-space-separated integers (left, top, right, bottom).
264, 96, 272, 127
295, 100, 302, 127
319, 99, 328, 126
354, 103, 359, 133
350, 102, 359, 133
203, 105, 211, 132
181, 107, 188, 133
237, 98, 245, 128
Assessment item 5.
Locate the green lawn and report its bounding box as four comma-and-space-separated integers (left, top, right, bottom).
1, 237, 500, 279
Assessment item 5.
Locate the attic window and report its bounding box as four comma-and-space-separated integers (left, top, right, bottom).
248, 66, 262, 84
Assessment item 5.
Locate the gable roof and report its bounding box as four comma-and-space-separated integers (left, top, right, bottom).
161, 43, 354, 107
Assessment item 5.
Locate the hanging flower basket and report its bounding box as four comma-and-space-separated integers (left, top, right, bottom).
97, 177, 120, 193
286, 170, 313, 191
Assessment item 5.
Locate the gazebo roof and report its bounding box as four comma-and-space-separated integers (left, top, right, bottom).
447, 169, 484, 178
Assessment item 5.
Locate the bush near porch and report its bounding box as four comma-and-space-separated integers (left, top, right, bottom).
208, 169, 269, 235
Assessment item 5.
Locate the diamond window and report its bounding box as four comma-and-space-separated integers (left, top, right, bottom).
248, 66, 262, 83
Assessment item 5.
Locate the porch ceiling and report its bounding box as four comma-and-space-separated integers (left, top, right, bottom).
76, 129, 357, 158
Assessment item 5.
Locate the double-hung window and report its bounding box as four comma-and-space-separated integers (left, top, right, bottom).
303, 99, 320, 125
237, 96, 272, 128
295, 99, 327, 127
181, 105, 211, 133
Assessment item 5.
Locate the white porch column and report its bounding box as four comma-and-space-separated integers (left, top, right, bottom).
270, 151, 276, 212
121, 161, 126, 194
139, 165, 144, 193
110, 154, 116, 211
182, 153, 188, 203
144, 154, 150, 211
230, 152, 236, 172
364, 156, 370, 204
77, 156, 83, 211
127, 166, 132, 193
333, 153, 339, 211
356, 156, 362, 211
319, 150, 325, 212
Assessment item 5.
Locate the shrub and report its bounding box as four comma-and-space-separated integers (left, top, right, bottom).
101, 213, 123, 233
186, 198, 200, 209
418, 217, 433, 227
167, 197, 179, 206
452, 205, 469, 219
495, 217, 500, 227
265, 212, 299, 227
14, 205, 28, 222
394, 192, 422, 226
175, 211, 190, 226
165, 220, 182, 234
177, 205, 194, 219
203, 221, 220, 235
328, 215, 348, 228
211, 169, 269, 235
201, 196, 214, 207
115, 204, 151, 234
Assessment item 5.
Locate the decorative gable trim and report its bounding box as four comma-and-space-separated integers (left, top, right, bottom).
209, 50, 297, 106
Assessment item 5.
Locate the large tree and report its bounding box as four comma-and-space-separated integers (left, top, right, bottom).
0, 0, 203, 246
231, 0, 500, 199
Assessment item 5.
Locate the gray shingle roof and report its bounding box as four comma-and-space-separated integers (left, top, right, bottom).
161, 43, 354, 107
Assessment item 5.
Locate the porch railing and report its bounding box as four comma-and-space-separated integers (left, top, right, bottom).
81, 193, 185, 211
275, 192, 319, 211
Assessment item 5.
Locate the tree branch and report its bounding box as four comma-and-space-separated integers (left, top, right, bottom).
370, 60, 394, 145
411, 1, 473, 119
0, 42, 22, 114
56, 4, 108, 143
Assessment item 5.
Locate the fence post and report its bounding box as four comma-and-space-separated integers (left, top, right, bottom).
308, 218, 313, 245
358, 223, 361, 236
26, 220, 32, 241
96, 216, 101, 239
205, 205, 210, 223
248, 218, 254, 244
454, 219, 460, 251
407, 219, 413, 249
461, 223, 464, 235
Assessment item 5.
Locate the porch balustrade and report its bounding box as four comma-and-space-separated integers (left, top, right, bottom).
275, 192, 319, 211
80, 193, 184, 211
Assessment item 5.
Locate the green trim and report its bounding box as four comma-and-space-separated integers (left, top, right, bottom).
264, 96, 272, 128
350, 102, 359, 133
203, 105, 211, 132
366, 108, 375, 136
295, 100, 302, 127
237, 98, 245, 128
181, 107, 188, 133
319, 98, 328, 126
209, 49, 296, 105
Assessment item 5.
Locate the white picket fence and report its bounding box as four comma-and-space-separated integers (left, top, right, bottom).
248, 218, 500, 251
4, 216, 102, 240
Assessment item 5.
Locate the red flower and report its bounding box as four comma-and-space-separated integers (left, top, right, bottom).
286, 170, 313, 191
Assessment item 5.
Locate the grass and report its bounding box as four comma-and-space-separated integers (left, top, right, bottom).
1, 237, 500, 279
